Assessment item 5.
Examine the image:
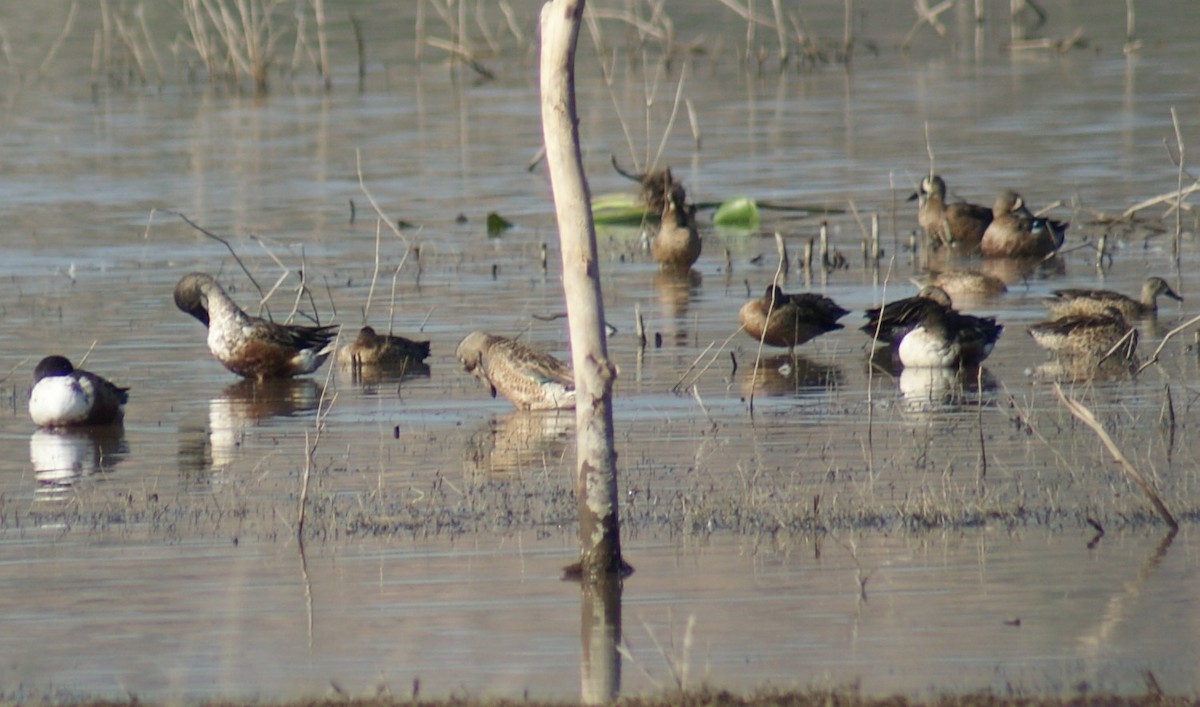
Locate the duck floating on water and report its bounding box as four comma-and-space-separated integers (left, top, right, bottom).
980, 190, 1067, 258
910, 174, 992, 251
739, 285, 849, 354
29, 355, 128, 428
1043, 276, 1182, 320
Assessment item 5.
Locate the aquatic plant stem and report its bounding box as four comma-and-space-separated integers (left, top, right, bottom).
1135, 312, 1200, 373
297, 360, 337, 541
1170, 106, 1184, 262
170, 211, 264, 302
1053, 384, 1177, 530
747, 248, 788, 418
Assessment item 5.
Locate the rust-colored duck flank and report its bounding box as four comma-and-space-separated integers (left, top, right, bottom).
456, 331, 575, 411
174, 272, 339, 381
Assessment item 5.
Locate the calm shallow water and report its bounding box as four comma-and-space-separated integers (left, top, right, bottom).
1, 0, 1200, 701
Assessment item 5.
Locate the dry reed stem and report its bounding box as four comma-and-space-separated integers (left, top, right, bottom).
386, 248, 413, 336
75, 340, 99, 368
184, 0, 284, 93
471, 2, 500, 55
1170, 106, 1184, 260
671, 327, 743, 393
769, 0, 787, 62
313, 0, 330, 88
355, 150, 412, 250
363, 218, 382, 320
1053, 384, 1178, 530
1136, 312, 1200, 373
134, 5, 165, 81
586, 8, 670, 41
498, 2, 524, 45
713, 0, 776, 35
171, 211, 265, 302
650, 63, 688, 172
107, 6, 150, 83
902, 0, 952, 50
583, 12, 638, 170
746, 249, 789, 417
414, 0, 425, 62
37, 0, 78, 78
0, 356, 30, 385
297, 358, 338, 541
1121, 181, 1200, 220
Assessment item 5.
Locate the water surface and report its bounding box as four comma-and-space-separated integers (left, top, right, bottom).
1, 0, 1199, 701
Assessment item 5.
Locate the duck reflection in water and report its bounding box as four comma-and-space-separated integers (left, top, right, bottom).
740, 353, 843, 398
30, 425, 128, 500
179, 378, 322, 474
898, 366, 996, 412
652, 268, 702, 345
464, 410, 573, 477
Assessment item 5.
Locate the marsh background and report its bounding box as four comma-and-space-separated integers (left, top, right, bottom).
0, 0, 1199, 702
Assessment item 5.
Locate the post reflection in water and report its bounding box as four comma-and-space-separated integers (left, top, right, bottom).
578, 575, 623, 704
178, 378, 323, 478
464, 410, 574, 477
29, 425, 128, 501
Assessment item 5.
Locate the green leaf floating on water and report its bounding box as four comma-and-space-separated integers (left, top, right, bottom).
486, 212, 514, 237
713, 196, 760, 229
592, 193, 654, 226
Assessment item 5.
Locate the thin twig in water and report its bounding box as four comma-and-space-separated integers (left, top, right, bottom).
76, 340, 99, 368
355, 149, 412, 249
170, 210, 263, 300
38, 0, 78, 77
364, 218, 383, 320
298, 358, 338, 541
1136, 313, 1200, 373
1170, 106, 1184, 261
1053, 384, 1177, 530
650, 63, 689, 170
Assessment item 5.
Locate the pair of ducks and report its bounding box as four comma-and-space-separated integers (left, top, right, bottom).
913, 174, 1068, 257
29, 273, 432, 429
736, 281, 1001, 370
1029, 276, 1181, 362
